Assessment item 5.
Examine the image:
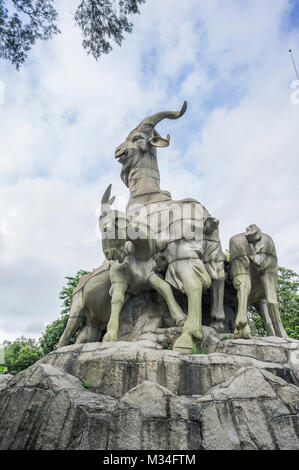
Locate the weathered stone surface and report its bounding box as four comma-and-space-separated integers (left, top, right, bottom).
0, 374, 13, 391
0, 363, 116, 450
38, 341, 298, 398
0, 339, 298, 450
196, 367, 299, 450
207, 336, 299, 375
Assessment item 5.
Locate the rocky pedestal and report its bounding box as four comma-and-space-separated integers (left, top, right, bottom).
0, 337, 298, 450
0, 374, 13, 391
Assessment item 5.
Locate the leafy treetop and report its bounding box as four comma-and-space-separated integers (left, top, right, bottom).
0, 0, 146, 69
0, 0, 60, 69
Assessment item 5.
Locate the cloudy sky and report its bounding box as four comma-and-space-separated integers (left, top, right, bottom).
0, 0, 298, 342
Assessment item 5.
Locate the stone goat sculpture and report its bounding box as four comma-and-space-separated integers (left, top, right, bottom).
229, 224, 287, 339
100, 185, 186, 343
58, 261, 112, 348
114, 101, 226, 352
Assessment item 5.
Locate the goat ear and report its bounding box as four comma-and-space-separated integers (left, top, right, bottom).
149, 133, 170, 148
109, 196, 115, 206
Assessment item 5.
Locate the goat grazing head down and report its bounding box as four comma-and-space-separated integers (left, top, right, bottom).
246, 224, 262, 243
99, 184, 128, 263
115, 102, 187, 187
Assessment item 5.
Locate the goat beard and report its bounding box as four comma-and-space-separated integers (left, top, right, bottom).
119, 150, 148, 188
120, 155, 134, 187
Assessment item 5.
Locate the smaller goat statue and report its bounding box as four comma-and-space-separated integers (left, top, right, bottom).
99, 185, 187, 343
229, 224, 288, 339
58, 260, 113, 348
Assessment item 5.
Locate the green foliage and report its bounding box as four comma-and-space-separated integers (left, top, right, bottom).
0, 0, 60, 69
3, 337, 43, 375
276, 267, 299, 339
0, 366, 7, 373
224, 249, 230, 262
39, 314, 70, 355
59, 270, 90, 316
192, 342, 206, 355
0, 0, 145, 69
79, 376, 92, 389
75, 0, 145, 60
286, 325, 299, 340
250, 267, 299, 339
249, 308, 267, 337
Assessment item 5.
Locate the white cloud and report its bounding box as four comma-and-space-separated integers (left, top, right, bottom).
0, 0, 298, 342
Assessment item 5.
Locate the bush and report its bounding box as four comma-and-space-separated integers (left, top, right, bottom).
39, 315, 70, 355
4, 337, 43, 375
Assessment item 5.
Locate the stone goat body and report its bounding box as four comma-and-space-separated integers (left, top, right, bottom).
114, 102, 226, 352
229, 224, 287, 339
58, 261, 112, 348
59, 185, 186, 348
99, 185, 186, 343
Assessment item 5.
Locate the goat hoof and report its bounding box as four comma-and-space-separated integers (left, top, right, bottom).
103, 330, 118, 342
234, 324, 251, 339
210, 320, 226, 333
173, 333, 194, 354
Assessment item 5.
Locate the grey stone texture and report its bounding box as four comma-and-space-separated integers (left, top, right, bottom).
0, 374, 13, 391
0, 338, 298, 450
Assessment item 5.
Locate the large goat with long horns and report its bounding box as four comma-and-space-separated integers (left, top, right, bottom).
115, 102, 187, 205
114, 102, 227, 353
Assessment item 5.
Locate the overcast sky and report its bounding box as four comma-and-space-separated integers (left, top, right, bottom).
0, 0, 298, 343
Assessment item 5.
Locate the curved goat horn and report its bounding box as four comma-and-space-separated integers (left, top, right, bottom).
101, 184, 112, 205
139, 101, 187, 128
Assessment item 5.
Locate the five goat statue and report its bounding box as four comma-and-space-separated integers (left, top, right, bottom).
58, 101, 288, 353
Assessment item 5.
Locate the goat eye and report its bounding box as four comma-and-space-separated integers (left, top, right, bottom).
133, 135, 142, 142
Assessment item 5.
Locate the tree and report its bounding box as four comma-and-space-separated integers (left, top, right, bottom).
3, 336, 43, 375
250, 266, 299, 339
0, 0, 60, 69
0, 0, 145, 69
39, 314, 69, 355
59, 269, 90, 316
276, 266, 299, 339
75, 0, 145, 60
